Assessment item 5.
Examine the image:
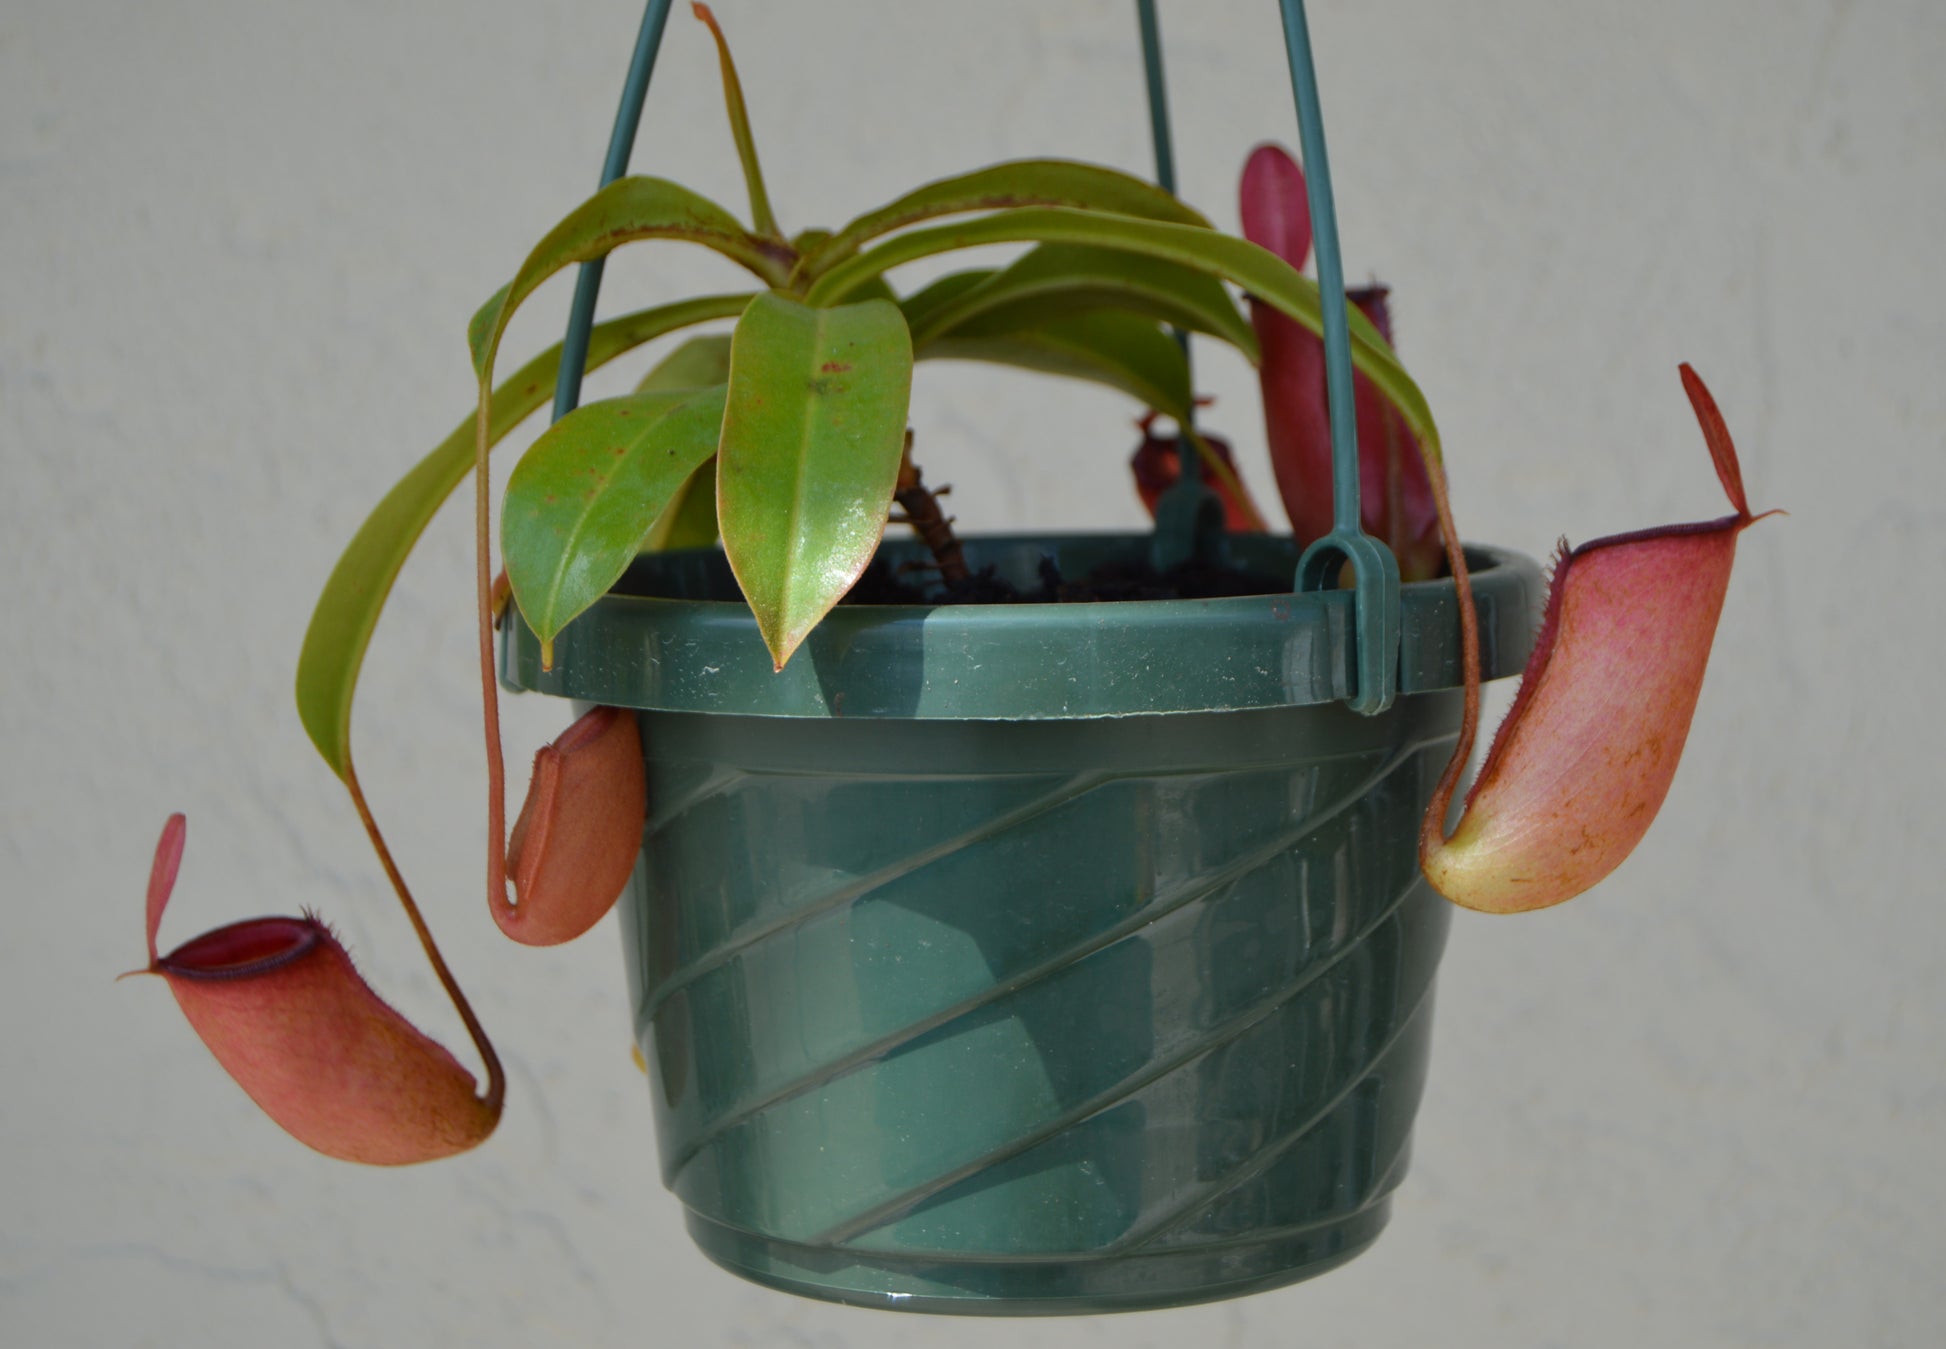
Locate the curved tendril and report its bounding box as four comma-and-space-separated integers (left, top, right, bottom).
475, 391, 511, 1017
344, 764, 505, 1114
1418, 452, 1480, 861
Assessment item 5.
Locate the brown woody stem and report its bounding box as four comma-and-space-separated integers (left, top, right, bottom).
894, 432, 969, 585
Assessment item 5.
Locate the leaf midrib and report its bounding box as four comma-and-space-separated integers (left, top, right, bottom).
779, 306, 833, 630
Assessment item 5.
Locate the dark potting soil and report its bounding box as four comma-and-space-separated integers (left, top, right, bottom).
842, 553, 1291, 606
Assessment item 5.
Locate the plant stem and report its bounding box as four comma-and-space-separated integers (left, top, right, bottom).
894, 433, 968, 585
343, 764, 505, 1114
1416, 458, 1481, 864
474, 391, 511, 1045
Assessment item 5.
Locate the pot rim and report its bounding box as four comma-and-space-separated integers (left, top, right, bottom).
499, 532, 1542, 720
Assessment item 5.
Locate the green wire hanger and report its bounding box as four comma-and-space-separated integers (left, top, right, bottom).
551, 0, 675, 423
1137, 0, 1227, 574
1275, 0, 1402, 715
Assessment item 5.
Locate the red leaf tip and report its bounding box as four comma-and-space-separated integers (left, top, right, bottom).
1679, 363, 1751, 519
145, 813, 187, 964
1239, 143, 1312, 270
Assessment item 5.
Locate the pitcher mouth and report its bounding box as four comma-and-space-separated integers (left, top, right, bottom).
157, 916, 323, 981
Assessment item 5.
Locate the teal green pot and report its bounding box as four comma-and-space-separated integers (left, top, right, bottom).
501, 533, 1540, 1315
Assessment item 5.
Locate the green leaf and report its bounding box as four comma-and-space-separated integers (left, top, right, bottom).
503, 386, 727, 664
718, 293, 913, 669
919, 310, 1192, 420
693, 3, 781, 239
811, 160, 1212, 281
805, 205, 1438, 466
910, 243, 1258, 360
295, 292, 750, 779
631, 335, 731, 554
791, 238, 898, 303
833, 273, 898, 306
642, 457, 720, 553
634, 333, 733, 393
897, 266, 1195, 419
897, 269, 996, 335
467, 177, 790, 383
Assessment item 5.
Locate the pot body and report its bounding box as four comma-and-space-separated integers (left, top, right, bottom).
623, 700, 1452, 1313
504, 534, 1541, 1314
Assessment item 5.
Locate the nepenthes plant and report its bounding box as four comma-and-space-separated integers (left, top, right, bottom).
134, 5, 1772, 1179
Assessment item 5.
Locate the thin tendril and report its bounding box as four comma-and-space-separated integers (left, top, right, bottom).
475, 393, 512, 945
1417, 451, 1480, 863
344, 763, 505, 1113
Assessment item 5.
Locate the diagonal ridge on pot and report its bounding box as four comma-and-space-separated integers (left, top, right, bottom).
646, 720, 1463, 1183
637, 764, 1121, 1019
1108, 971, 1437, 1255
646, 737, 1427, 1177
646, 735, 1424, 1144
815, 745, 1442, 1256
818, 873, 1443, 1259
619, 699, 1455, 1296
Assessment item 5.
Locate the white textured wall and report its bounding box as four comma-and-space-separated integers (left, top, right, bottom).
5, 1, 1941, 1344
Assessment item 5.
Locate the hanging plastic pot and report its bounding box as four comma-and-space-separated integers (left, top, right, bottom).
501, 531, 1539, 1312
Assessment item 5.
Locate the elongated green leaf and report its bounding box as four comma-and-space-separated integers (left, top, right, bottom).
920, 310, 1193, 420
693, 4, 781, 238
833, 273, 897, 306
910, 243, 1258, 359
295, 292, 750, 778
467, 177, 791, 383
898, 269, 995, 335
718, 293, 913, 669
811, 160, 1212, 280
642, 457, 720, 553
503, 386, 727, 663
898, 268, 1193, 414
805, 205, 1437, 466
631, 335, 731, 554
635, 334, 733, 394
